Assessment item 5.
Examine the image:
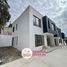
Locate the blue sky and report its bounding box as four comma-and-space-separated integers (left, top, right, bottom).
7, 0, 67, 36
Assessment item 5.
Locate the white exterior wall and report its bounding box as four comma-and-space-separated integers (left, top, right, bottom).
12, 7, 30, 51
29, 6, 43, 50
12, 6, 44, 51
0, 35, 12, 47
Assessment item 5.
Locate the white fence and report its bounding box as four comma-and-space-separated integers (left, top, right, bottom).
0, 35, 12, 47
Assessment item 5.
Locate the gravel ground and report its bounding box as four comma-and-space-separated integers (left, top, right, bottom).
0, 47, 22, 65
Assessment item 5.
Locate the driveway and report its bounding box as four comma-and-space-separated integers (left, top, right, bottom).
0, 46, 67, 67
44, 46, 67, 67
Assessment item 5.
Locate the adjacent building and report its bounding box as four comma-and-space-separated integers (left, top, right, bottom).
61, 32, 65, 39
1, 24, 12, 35
1, 27, 12, 35
42, 16, 64, 47
64, 37, 67, 44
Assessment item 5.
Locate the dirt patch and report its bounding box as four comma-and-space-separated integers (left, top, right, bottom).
0, 47, 22, 65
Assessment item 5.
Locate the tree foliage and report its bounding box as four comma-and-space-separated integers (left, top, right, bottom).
0, 0, 10, 26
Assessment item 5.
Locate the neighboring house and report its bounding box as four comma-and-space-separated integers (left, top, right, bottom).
61, 33, 66, 45
1, 27, 12, 35
12, 5, 65, 51
42, 16, 62, 37
64, 37, 67, 44
61, 32, 65, 39
1, 24, 12, 35
42, 16, 64, 46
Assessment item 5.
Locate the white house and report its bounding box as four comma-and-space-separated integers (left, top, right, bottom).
12, 5, 64, 51
12, 6, 45, 51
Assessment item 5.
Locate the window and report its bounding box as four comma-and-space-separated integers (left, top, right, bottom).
39, 19, 41, 27
33, 15, 36, 25
35, 35, 44, 47
51, 23, 55, 31
36, 18, 39, 26
48, 20, 50, 29
16, 24, 18, 30
59, 39, 62, 43
33, 15, 41, 27
12, 36, 18, 46
13, 27, 15, 32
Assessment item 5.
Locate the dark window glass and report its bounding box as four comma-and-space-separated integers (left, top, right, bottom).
33, 15, 41, 27
54, 25, 56, 31
39, 19, 41, 27
13, 27, 15, 32
35, 35, 44, 47
33, 16, 36, 25
48, 20, 50, 28
59, 39, 62, 43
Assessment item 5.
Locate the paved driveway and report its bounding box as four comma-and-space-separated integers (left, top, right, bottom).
0, 46, 67, 67
0, 57, 49, 67
44, 46, 67, 67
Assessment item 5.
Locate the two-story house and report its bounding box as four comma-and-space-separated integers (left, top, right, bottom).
12, 5, 65, 51
12, 6, 45, 51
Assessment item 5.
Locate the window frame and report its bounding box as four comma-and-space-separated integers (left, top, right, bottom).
35, 35, 44, 47
33, 15, 41, 27
51, 23, 55, 31
48, 20, 50, 29
59, 39, 62, 43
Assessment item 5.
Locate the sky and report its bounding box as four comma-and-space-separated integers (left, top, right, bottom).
7, 0, 67, 36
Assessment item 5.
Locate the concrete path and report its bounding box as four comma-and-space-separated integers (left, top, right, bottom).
44, 46, 67, 67
0, 46, 67, 67
45, 45, 65, 53
0, 57, 49, 67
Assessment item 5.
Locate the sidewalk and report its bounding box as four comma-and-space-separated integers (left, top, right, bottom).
45, 45, 66, 53
0, 57, 49, 67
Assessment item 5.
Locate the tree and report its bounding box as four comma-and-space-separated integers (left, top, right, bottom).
0, 0, 10, 32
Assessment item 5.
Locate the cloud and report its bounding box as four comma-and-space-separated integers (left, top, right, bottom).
8, 0, 67, 36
